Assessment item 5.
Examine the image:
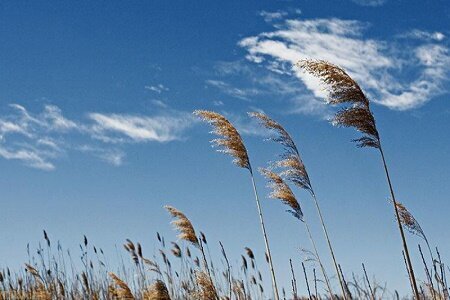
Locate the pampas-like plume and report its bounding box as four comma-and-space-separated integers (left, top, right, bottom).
259, 168, 303, 220
193, 110, 250, 170
298, 59, 420, 299
195, 110, 280, 300
144, 280, 171, 300
392, 200, 426, 241
109, 273, 134, 300
165, 206, 199, 248
193, 271, 219, 300
297, 59, 380, 148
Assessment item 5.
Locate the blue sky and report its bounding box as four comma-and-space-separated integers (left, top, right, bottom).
0, 0, 449, 296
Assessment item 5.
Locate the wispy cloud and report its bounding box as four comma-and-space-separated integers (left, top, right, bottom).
0, 146, 55, 170
88, 112, 194, 143
398, 30, 446, 42
259, 10, 289, 22
351, 0, 387, 7
206, 79, 261, 101
145, 84, 169, 93
238, 17, 450, 111
0, 104, 194, 170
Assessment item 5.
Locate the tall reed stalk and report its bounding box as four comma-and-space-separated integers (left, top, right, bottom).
250, 112, 348, 299
260, 168, 334, 299
298, 59, 420, 299
194, 110, 280, 300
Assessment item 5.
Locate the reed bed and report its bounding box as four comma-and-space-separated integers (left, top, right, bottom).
0, 60, 447, 300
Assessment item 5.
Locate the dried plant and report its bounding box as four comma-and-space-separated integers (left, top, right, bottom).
165, 206, 199, 248
195, 110, 280, 300
392, 200, 426, 241
109, 273, 134, 299
192, 271, 219, 300
193, 110, 250, 170
144, 280, 171, 300
259, 168, 303, 220
298, 58, 420, 299
296, 59, 380, 148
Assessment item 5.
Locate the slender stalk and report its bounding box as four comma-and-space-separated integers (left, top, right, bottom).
303, 219, 334, 299
419, 244, 436, 300
402, 251, 415, 299
379, 147, 420, 300
219, 241, 232, 300
302, 262, 312, 300
290, 259, 298, 298
362, 263, 374, 300
310, 191, 348, 300
250, 171, 280, 300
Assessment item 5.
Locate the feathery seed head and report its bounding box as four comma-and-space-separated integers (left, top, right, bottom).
165, 206, 199, 247
260, 168, 303, 221
391, 200, 426, 241
297, 59, 380, 148
194, 110, 251, 170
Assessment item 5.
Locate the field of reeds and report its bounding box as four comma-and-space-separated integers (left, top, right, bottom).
0, 60, 447, 300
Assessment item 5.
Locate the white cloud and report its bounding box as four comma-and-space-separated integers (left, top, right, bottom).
88, 113, 193, 143
78, 145, 125, 166
0, 104, 194, 170
351, 0, 387, 7
206, 79, 260, 101
400, 30, 446, 42
145, 84, 169, 94
0, 147, 55, 171
238, 17, 450, 111
259, 10, 289, 22
42, 105, 78, 131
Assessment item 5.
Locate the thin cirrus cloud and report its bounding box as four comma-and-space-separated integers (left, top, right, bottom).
351, 0, 387, 6
238, 17, 450, 111
0, 104, 194, 170
88, 112, 194, 143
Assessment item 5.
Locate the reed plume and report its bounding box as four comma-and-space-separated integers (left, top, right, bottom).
193, 110, 250, 170
392, 200, 426, 241
195, 110, 280, 300
165, 206, 199, 248
259, 168, 303, 220
144, 280, 171, 300
109, 273, 134, 299
298, 59, 420, 299
250, 111, 347, 299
